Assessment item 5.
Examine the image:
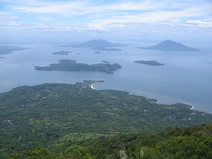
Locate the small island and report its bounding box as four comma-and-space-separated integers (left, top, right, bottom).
35, 59, 122, 74
93, 47, 122, 51
52, 51, 72, 55
135, 60, 164, 66
0, 57, 4, 59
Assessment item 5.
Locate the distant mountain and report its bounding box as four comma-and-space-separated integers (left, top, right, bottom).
138, 40, 200, 51
71, 39, 125, 48
0, 45, 26, 55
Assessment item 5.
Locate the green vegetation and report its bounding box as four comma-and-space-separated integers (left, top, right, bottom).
35, 59, 122, 74
134, 60, 164, 66
9, 123, 212, 159
83, 80, 104, 85
0, 82, 211, 158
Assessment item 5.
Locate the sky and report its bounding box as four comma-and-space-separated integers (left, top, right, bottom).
0, 0, 212, 43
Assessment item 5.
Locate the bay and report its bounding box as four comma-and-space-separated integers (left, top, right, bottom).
0, 43, 211, 113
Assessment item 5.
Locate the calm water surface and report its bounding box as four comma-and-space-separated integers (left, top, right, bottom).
0, 43, 211, 113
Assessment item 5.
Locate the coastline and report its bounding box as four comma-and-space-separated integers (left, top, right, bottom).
190, 105, 195, 110
90, 84, 95, 89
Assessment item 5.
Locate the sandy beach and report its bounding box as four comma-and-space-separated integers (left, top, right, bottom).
90, 84, 95, 89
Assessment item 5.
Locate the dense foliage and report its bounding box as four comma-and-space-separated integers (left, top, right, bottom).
10, 123, 212, 159
35, 59, 122, 74
0, 82, 211, 158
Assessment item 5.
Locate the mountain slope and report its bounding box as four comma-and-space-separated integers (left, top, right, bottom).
139, 40, 200, 51
10, 123, 212, 159
0, 82, 211, 158
71, 39, 125, 48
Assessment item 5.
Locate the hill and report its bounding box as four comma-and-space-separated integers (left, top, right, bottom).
10, 123, 212, 159
138, 40, 200, 51
0, 82, 211, 158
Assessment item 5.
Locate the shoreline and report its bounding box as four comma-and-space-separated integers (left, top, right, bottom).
190, 105, 195, 110
90, 84, 95, 89
185, 102, 195, 110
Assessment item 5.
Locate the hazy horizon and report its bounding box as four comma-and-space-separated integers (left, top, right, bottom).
0, 0, 212, 44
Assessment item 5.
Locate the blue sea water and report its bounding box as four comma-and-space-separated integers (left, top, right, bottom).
0, 43, 211, 113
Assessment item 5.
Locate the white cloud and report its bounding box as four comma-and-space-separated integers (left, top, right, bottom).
0, 12, 19, 26
186, 20, 212, 28
12, 0, 165, 15
14, 1, 88, 15
9, 0, 212, 29
1, 0, 212, 34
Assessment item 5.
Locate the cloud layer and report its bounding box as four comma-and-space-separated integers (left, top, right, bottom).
0, 0, 212, 42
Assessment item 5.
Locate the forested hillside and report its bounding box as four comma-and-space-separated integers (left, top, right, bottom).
10, 123, 212, 159
0, 82, 211, 158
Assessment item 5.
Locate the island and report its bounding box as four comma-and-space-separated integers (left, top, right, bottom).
93, 47, 122, 51
0, 45, 26, 55
135, 60, 164, 66
0, 57, 4, 59
35, 59, 122, 74
70, 39, 126, 49
52, 51, 72, 55
138, 40, 200, 51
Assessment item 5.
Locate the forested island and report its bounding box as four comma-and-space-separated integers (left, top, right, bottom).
0, 82, 211, 158
135, 60, 164, 66
35, 59, 122, 74
52, 51, 72, 55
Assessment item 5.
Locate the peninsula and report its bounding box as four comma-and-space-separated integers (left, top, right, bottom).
138, 40, 200, 51
135, 60, 164, 66
35, 59, 122, 74
0, 45, 26, 55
